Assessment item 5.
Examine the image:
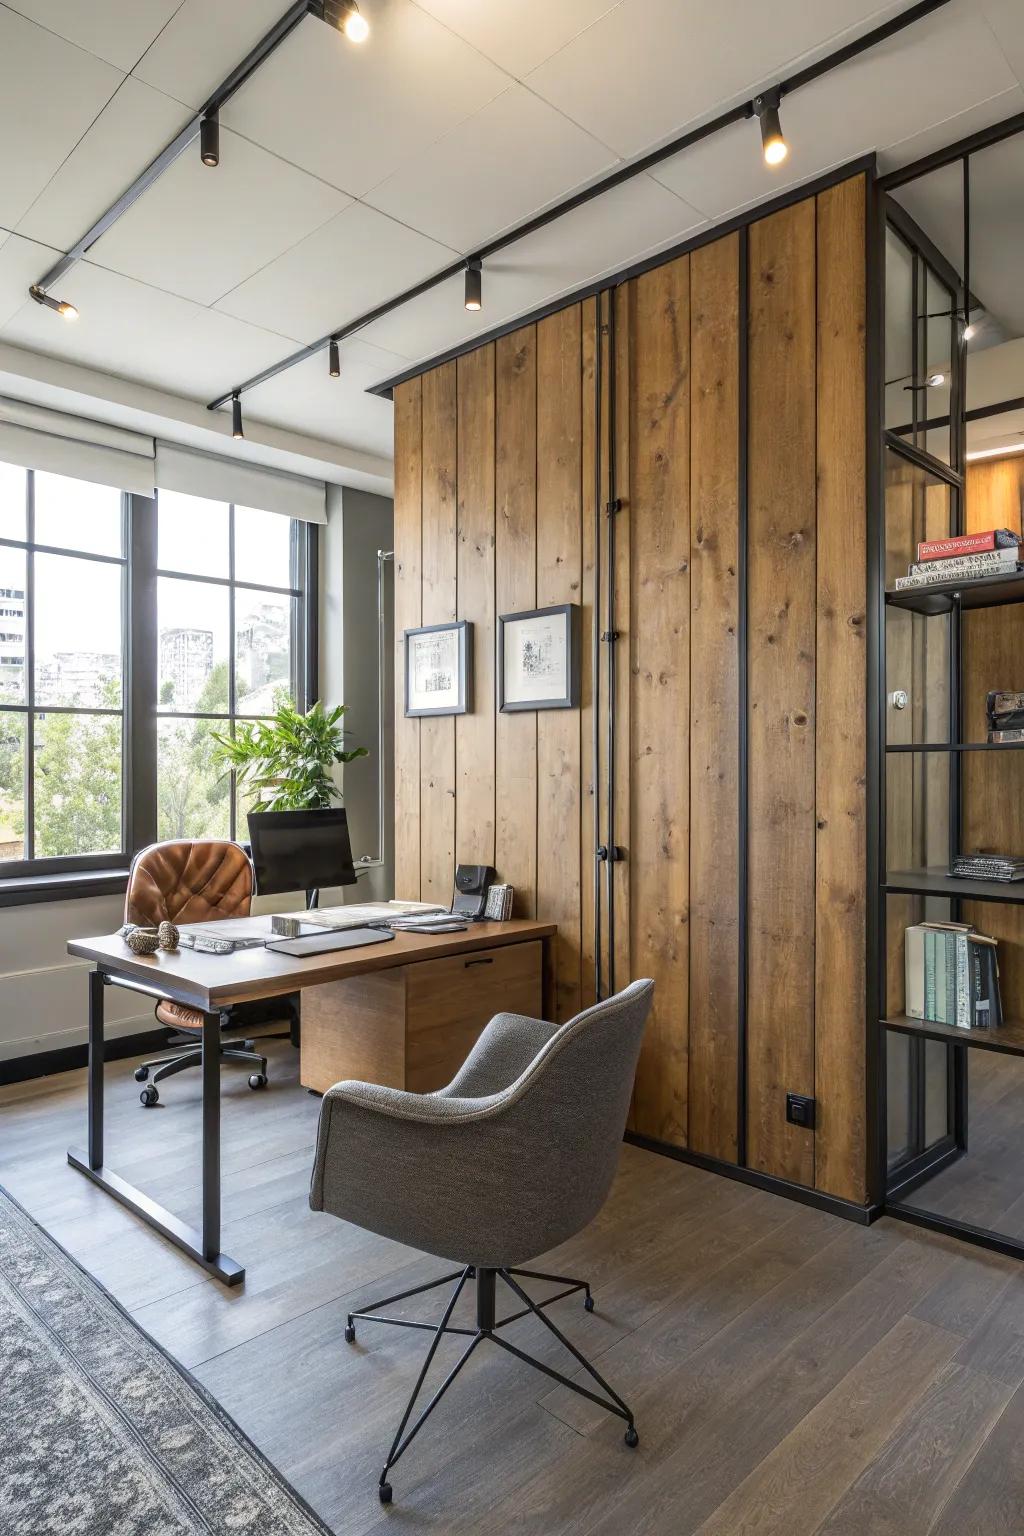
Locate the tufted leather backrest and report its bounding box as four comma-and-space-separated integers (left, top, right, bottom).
125, 840, 253, 927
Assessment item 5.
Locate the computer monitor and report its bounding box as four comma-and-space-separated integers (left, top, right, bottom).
246, 808, 358, 905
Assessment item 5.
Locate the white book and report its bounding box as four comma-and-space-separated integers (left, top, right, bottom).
905, 926, 925, 1019
908, 547, 1020, 579
895, 560, 1023, 591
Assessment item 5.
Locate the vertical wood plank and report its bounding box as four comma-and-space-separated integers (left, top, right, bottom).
456, 345, 496, 869
536, 305, 583, 1022
628, 256, 691, 1149
580, 298, 598, 1010
688, 232, 741, 1163
420, 362, 458, 905
746, 199, 818, 1186
495, 327, 538, 919
393, 378, 422, 899
815, 175, 868, 1204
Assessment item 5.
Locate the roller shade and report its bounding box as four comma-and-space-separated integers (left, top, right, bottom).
155, 442, 326, 525
0, 396, 155, 495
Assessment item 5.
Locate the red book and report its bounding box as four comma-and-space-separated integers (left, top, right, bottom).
917, 529, 1018, 562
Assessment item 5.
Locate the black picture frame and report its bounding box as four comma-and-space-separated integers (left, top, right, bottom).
404, 620, 472, 717
498, 603, 580, 712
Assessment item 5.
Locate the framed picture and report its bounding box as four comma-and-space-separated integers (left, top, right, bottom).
498, 604, 580, 712
404, 620, 472, 716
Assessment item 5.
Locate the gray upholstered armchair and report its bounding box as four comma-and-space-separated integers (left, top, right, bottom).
309, 979, 654, 1504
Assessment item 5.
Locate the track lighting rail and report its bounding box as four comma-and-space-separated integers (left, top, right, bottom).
206, 0, 950, 415
28, 0, 367, 302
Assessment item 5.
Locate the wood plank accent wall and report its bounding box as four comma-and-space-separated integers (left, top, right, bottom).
393, 172, 869, 1205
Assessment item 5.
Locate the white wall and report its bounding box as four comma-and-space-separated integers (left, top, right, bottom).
0, 486, 394, 1070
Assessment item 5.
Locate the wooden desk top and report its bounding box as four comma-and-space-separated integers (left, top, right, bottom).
68, 920, 556, 1012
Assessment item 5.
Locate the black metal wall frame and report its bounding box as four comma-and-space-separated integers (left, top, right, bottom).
206, 1, 951, 413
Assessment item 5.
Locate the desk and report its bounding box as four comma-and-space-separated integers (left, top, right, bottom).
66, 920, 556, 1287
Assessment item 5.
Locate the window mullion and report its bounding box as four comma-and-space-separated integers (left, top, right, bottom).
25, 471, 34, 860
129, 492, 158, 854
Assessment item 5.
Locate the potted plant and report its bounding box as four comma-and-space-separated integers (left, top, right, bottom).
211, 700, 367, 813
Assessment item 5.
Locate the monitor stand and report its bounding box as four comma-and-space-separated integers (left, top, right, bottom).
306, 888, 319, 910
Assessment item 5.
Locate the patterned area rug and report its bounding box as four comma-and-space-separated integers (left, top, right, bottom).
0, 1185, 332, 1536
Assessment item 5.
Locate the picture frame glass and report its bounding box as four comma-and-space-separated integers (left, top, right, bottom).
408, 626, 460, 712
503, 611, 569, 705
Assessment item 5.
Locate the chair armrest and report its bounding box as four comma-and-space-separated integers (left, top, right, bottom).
437, 1010, 561, 1098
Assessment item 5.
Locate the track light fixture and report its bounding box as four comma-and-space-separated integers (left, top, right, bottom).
753, 89, 788, 167
329, 339, 341, 377
200, 114, 220, 168
29, 285, 78, 322
323, 0, 369, 42
903, 371, 946, 391
464, 259, 482, 312
231, 393, 244, 439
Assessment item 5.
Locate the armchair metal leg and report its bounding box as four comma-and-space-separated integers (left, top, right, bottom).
348, 1263, 638, 1503
376, 1267, 475, 1503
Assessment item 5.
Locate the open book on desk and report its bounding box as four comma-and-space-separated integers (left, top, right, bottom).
300, 900, 448, 931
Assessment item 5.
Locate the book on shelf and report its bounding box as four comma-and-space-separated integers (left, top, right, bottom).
989, 728, 1024, 743
905, 921, 1002, 1030
950, 853, 1024, 882
908, 547, 1023, 582
916, 528, 1019, 562
987, 691, 1024, 736
894, 556, 1023, 591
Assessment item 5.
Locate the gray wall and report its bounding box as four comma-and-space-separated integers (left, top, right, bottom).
0, 487, 394, 1069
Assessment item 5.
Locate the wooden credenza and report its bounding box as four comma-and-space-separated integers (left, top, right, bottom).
300, 936, 545, 1094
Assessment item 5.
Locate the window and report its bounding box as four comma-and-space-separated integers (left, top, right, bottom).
0, 468, 126, 870
156, 495, 307, 843
0, 470, 316, 883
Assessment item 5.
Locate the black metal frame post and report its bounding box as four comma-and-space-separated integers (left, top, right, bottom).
67, 968, 245, 1286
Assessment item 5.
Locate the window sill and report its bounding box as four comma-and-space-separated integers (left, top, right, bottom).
0, 868, 130, 909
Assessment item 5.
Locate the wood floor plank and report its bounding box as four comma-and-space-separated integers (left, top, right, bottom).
817, 1361, 1013, 1536
929, 1375, 1024, 1536
694, 1315, 958, 1536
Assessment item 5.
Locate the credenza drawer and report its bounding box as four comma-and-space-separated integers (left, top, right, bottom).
405, 940, 542, 1092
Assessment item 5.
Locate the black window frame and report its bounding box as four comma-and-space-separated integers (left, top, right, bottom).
0, 478, 318, 899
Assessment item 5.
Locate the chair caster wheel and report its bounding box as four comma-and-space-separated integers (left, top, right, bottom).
344, 1324, 356, 1343
584, 1294, 595, 1313
140, 1085, 159, 1107
624, 1425, 639, 1448
248, 1073, 268, 1090
134, 1066, 149, 1082
378, 1483, 392, 1504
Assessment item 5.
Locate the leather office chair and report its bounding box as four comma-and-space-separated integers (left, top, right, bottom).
310, 978, 654, 1504
126, 839, 269, 1107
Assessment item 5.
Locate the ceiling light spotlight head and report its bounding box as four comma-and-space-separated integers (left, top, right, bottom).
29, 285, 79, 321
323, 0, 369, 42
329, 339, 341, 377
926, 371, 946, 388
464, 259, 482, 312
231, 393, 244, 440
753, 89, 788, 167
963, 321, 976, 342
200, 114, 220, 168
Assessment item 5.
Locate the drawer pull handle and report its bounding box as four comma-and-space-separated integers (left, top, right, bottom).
465, 957, 494, 968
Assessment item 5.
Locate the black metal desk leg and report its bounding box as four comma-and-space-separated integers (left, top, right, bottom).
202, 1010, 224, 1262
87, 969, 105, 1170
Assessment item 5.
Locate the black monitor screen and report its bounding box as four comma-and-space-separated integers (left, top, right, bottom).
247, 808, 358, 897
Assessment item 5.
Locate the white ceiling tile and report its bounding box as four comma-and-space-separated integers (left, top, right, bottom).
88, 129, 350, 306
0, 9, 124, 229
525, 0, 916, 159
363, 85, 617, 252
246, 340, 402, 461
221, 0, 510, 198
362, 174, 703, 364
0, 232, 63, 330
979, 0, 1024, 85
0, 260, 295, 401
133, 0, 292, 109
651, 5, 1018, 220
878, 86, 1024, 175
411, 0, 624, 79
216, 202, 456, 345
3, 0, 183, 72
16, 77, 192, 252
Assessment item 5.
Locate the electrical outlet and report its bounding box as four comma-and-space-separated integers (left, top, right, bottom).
786, 1092, 815, 1129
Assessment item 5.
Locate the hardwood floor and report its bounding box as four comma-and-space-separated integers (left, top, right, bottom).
4, 1041, 1024, 1533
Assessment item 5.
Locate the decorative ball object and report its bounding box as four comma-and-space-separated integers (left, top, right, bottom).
125, 928, 160, 956
157, 920, 179, 952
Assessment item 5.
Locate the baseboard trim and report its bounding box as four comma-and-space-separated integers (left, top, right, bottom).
624, 1132, 882, 1226
0, 1029, 171, 1087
